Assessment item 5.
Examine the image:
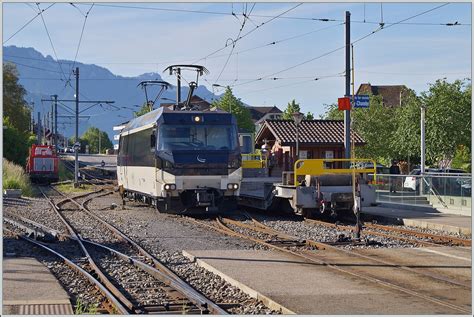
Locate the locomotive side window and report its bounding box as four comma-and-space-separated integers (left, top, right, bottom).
150, 129, 156, 150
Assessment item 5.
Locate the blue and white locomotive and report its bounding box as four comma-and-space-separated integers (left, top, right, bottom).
117, 107, 242, 213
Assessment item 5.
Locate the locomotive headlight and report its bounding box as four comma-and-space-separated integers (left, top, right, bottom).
164, 183, 176, 191
193, 116, 202, 123
227, 183, 239, 191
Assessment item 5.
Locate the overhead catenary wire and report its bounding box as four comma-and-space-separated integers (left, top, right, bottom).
67, 3, 95, 85
3, 22, 342, 67
3, 60, 64, 74
238, 73, 344, 97
3, 3, 55, 44
79, 3, 469, 26
192, 3, 303, 64
214, 3, 255, 83
69, 3, 86, 17
36, 3, 68, 83
229, 2, 453, 90
352, 3, 451, 45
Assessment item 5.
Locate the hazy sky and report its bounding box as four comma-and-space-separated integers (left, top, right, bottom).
3, 2, 472, 116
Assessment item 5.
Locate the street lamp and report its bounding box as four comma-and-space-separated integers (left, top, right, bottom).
292, 111, 304, 161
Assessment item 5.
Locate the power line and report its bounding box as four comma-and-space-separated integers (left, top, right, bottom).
67, 3, 95, 85
229, 3, 454, 89
352, 3, 451, 45
36, 3, 68, 82
4, 22, 342, 67
358, 70, 471, 76
214, 3, 255, 83
238, 73, 344, 96
69, 3, 86, 17
3, 60, 64, 74
231, 45, 346, 88
192, 3, 303, 64
10, 75, 354, 82
3, 3, 55, 44
82, 3, 469, 26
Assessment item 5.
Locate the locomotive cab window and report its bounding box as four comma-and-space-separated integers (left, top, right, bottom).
158, 124, 237, 151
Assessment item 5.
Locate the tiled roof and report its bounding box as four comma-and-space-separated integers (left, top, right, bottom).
257, 119, 364, 145
248, 106, 282, 121
357, 83, 408, 107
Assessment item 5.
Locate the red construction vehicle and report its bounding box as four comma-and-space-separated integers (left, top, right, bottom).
26, 144, 59, 183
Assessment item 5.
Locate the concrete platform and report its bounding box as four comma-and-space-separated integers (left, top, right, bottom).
183, 249, 470, 314
3, 257, 73, 315
362, 205, 471, 235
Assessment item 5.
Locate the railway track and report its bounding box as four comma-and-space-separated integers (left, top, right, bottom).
6, 185, 227, 314
185, 215, 471, 314
304, 218, 471, 247
60, 159, 115, 185
3, 227, 127, 314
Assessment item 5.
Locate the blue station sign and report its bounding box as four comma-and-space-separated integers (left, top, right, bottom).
352, 95, 370, 108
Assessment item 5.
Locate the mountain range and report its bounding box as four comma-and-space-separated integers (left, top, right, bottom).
3, 45, 219, 142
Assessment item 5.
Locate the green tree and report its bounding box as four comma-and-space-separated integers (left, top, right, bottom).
451, 145, 471, 172
3, 118, 30, 166
134, 102, 153, 117
81, 127, 113, 154
305, 112, 314, 120
320, 103, 343, 120
3, 63, 33, 166
352, 95, 397, 164
282, 99, 301, 120
3, 63, 31, 133
421, 79, 471, 164
212, 87, 254, 132
390, 88, 422, 163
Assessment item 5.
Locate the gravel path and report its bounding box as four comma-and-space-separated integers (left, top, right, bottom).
3, 197, 69, 234
248, 214, 420, 249
3, 230, 105, 312
86, 193, 279, 314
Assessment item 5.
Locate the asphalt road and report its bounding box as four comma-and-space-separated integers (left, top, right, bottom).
62, 154, 117, 169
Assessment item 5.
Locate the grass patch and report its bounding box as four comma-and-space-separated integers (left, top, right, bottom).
55, 182, 95, 194
59, 160, 74, 181
74, 299, 98, 314
2, 158, 34, 197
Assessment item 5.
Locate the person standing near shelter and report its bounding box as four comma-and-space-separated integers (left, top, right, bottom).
389, 160, 401, 193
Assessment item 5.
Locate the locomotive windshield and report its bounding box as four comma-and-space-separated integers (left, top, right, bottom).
158, 124, 238, 151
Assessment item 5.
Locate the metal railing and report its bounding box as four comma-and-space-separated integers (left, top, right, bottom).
242, 153, 266, 169
371, 173, 472, 212
294, 158, 376, 186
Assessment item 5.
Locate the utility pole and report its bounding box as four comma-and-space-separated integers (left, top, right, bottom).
41, 67, 114, 187
176, 67, 181, 106
420, 105, 426, 194
37, 112, 41, 144
53, 95, 58, 151
50, 103, 54, 147
43, 113, 47, 144
75, 67, 80, 187
99, 131, 101, 154
344, 10, 351, 159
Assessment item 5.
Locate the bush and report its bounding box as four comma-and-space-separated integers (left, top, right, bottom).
2, 158, 33, 196
3, 120, 29, 166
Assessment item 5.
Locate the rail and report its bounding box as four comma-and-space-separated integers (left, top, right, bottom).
197, 216, 470, 314
60, 188, 228, 315
3, 228, 129, 314
293, 158, 377, 186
